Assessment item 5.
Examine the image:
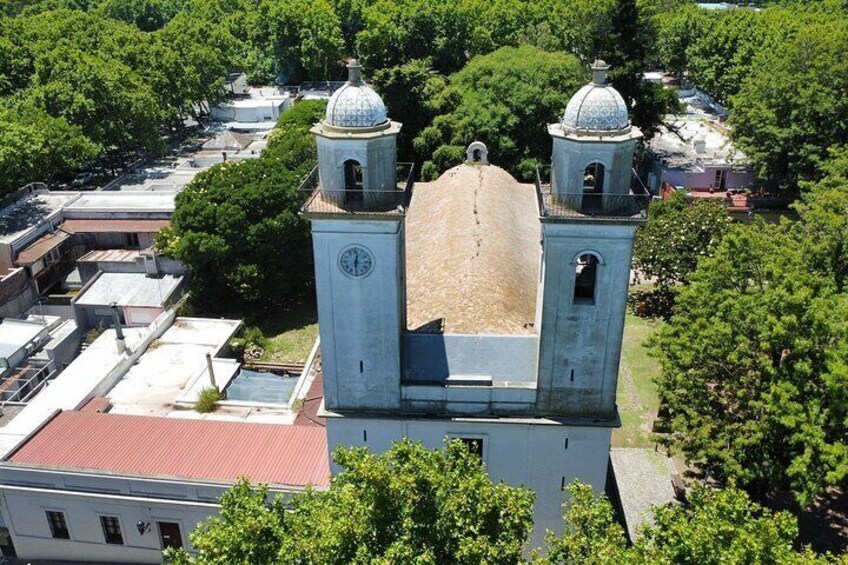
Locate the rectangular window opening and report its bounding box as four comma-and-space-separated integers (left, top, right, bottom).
458, 437, 484, 459
46, 511, 70, 540
100, 516, 123, 545
157, 521, 183, 550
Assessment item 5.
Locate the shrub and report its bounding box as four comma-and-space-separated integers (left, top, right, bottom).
195, 387, 221, 413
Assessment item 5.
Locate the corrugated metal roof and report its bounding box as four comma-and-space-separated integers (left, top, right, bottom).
75, 272, 182, 307
79, 396, 111, 412
61, 219, 170, 234
15, 231, 69, 265
78, 249, 143, 263
8, 411, 329, 487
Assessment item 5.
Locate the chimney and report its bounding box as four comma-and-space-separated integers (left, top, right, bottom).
144, 250, 160, 277
693, 138, 707, 154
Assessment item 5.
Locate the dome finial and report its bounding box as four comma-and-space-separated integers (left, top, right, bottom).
591, 59, 610, 85
347, 59, 362, 84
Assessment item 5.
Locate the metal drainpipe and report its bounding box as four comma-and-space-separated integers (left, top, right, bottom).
110, 302, 127, 354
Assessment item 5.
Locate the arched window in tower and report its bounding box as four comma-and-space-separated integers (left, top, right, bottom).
583, 163, 605, 195
574, 254, 599, 304
344, 159, 364, 205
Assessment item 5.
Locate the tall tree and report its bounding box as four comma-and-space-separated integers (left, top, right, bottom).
0, 102, 99, 192
730, 18, 848, 193
254, 0, 344, 82
540, 483, 836, 564
650, 211, 848, 504
603, 0, 674, 136
632, 191, 731, 316
371, 58, 446, 162
415, 45, 585, 180
156, 102, 324, 311
166, 440, 535, 564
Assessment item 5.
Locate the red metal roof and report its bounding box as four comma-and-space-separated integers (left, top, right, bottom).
294, 372, 326, 428
61, 219, 170, 234
8, 411, 329, 487
78, 396, 112, 413
16, 231, 70, 265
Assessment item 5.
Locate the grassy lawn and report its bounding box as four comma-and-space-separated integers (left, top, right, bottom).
612, 313, 664, 448
249, 299, 319, 364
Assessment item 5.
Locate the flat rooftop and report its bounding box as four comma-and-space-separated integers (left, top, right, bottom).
0, 325, 151, 454
106, 318, 245, 419
0, 319, 49, 361
75, 272, 182, 308
406, 164, 540, 335
0, 192, 78, 243
78, 249, 143, 263
7, 410, 329, 487
647, 117, 748, 172
63, 191, 176, 213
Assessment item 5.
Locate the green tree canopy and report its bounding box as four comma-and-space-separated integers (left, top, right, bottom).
372, 58, 447, 162
415, 45, 585, 180
166, 440, 535, 564
650, 189, 848, 504
0, 102, 99, 192
253, 0, 344, 82
730, 17, 848, 193
632, 191, 731, 315
99, 0, 183, 30
157, 101, 324, 311
540, 483, 836, 564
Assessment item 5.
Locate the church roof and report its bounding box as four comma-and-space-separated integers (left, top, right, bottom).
325, 60, 388, 129
405, 164, 540, 335
562, 60, 630, 134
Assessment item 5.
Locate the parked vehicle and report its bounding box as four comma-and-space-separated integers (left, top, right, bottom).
71, 172, 95, 188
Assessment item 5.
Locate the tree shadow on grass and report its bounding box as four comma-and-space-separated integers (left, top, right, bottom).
767, 488, 848, 555
243, 297, 318, 337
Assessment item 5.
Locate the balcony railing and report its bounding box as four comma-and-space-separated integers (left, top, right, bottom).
299, 163, 415, 216
535, 165, 652, 220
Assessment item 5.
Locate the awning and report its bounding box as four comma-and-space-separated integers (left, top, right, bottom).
60, 219, 170, 234
16, 231, 70, 265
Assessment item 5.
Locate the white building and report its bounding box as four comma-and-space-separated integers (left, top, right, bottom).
210, 87, 293, 124
645, 88, 754, 194
0, 313, 328, 562
302, 59, 647, 545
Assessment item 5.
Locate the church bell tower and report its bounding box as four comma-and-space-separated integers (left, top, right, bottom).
302, 60, 406, 412
535, 60, 646, 418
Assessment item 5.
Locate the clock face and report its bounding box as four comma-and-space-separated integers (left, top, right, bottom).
339, 246, 374, 278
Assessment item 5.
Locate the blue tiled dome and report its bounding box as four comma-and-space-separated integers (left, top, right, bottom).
325, 60, 388, 129
562, 61, 630, 134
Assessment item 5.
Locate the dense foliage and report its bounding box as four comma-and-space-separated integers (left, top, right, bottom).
156, 101, 323, 310
632, 191, 730, 315
650, 153, 848, 505
166, 440, 535, 564
540, 482, 837, 564
165, 449, 840, 564
414, 45, 585, 180
0, 0, 690, 194
654, 1, 848, 192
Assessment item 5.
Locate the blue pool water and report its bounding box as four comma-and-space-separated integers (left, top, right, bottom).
224, 369, 298, 404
